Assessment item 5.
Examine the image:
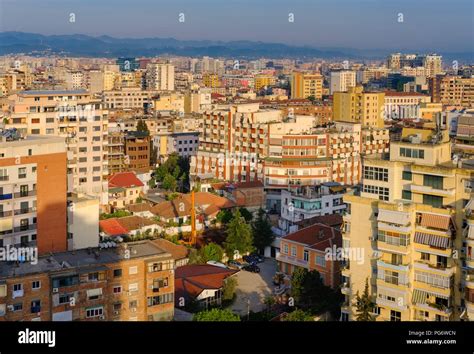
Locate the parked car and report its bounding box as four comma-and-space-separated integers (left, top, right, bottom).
243, 264, 260, 273
228, 260, 246, 269
243, 254, 264, 264
206, 261, 228, 269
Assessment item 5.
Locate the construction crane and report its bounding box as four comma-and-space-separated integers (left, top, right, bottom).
180, 190, 197, 247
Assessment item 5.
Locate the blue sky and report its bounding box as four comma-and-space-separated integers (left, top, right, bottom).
0, 0, 472, 51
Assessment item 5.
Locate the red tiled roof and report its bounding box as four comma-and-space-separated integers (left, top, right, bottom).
115, 215, 156, 231
175, 265, 238, 301
282, 223, 342, 251
99, 218, 129, 236
108, 172, 144, 189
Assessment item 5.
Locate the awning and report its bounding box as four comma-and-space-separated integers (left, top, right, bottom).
465, 199, 474, 212
468, 225, 474, 239
414, 232, 451, 248
412, 289, 429, 304
378, 209, 410, 226
420, 213, 450, 231
412, 289, 449, 304
86, 288, 103, 298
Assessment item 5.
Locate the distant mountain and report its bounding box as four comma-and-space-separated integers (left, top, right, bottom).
0, 32, 472, 62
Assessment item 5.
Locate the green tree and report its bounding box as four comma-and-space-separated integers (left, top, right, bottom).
162, 174, 177, 192
252, 208, 275, 253
222, 277, 238, 302
306, 95, 316, 102
193, 308, 240, 321
200, 243, 224, 263
239, 207, 253, 222
216, 209, 233, 224
282, 309, 314, 321
136, 119, 150, 135
224, 209, 254, 257
290, 268, 343, 317
353, 278, 376, 321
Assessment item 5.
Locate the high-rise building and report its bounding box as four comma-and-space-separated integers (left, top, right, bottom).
146, 63, 175, 91
7, 90, 109, 204
429, 75, 474, 108
291, 72, 323, 100
333, 86, 385, 128
330, 70, 356, 95
340, 125, 473, 321
0, 133, 67, 255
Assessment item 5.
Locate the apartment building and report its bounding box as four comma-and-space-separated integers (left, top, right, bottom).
124, 131, 150, 173
330, 70, 356, 95
384, 92, 431, 120
333, 86, 385, 128
0, 240, 175, 321
202, 73, 220, 88
277, 223, 342, 288
340, 125, 473, 322
291, 72, 323, 100
7, 90, 109, 204
0, 134, 67, 255
255, 75, 276, 91
387, 53, 442, 77
65, 71, 85, 90
429, 76, 474, 108
154, 131, 199, 159
102, 88, 158, 110
279, 183, 346, 234
108, 131, 126, 174
146, 63, 175, 91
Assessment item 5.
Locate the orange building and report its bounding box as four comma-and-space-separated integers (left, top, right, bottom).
276, 223, 342, 288
0, 134, 67, 255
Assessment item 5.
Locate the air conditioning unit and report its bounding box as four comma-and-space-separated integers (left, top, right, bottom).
52, 288, 59, 293
130, 308, 137, 313
99, 315, 105, 320
7, 305, 14, 311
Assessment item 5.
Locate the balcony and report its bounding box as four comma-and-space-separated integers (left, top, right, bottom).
13, 191, 37, 199
12, 289, 24, 298
14, 207, 36, 216
0, 210, 13, 218
409, 184, 454, 197
377, 259, 410, 273
276, 253, 309, 269
13, 223, 37, 233
414, 260, 455, 277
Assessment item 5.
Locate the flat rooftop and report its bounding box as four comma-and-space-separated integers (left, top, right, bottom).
19, 89, 88, 96
0, 134, 65, 147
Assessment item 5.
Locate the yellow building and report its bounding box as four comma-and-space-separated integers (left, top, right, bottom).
291, 72, 323, 100
341, 125, 474, 321
254, 75, 276, 91
203, 73, 219, 88
333, 86, 385, 128
419, 102, 443, 121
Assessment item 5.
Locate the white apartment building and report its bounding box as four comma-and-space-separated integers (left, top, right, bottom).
7, 90, 109, 205
65, 71, 85, 90
384, 92, 431, 120
330, 70, 356, 95
146, 63, 175, 91
102, 87, 158, 110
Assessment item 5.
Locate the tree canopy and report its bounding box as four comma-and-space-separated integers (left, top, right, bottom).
353, 278, 376, 321
252, 208, 275, 252
193, 308, 240, 321
224, 209, 254, 258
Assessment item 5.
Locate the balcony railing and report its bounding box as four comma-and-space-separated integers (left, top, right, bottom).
14, 207, 36, 216
14, 191, 37, 198
0, 210, 13, 218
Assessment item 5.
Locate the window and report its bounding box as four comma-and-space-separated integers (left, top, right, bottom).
18, 167, 27, 179
30, 300, 41, 313
113, 286, 122, 294
390, 310, 401, 322
315, 255, 326, 267
363, 166, 388, 182
283, 244, 288, 254
13, 303, 23, 311
362, 184, 389, 201
423, 175, 443, 190
129, 300, 138, 309
401, 190, 412, 200
147, 261, 173, 272
385, 270, 399, 285
402, 171, 412, 181
129, 266, 138, 275
113, 269, 122, 277
32, 281, 40, 290
58, 294, 72, 304
86, 306, 103, 318
291, 246, 296, 257
113, 303, 122, 311
88, 272, 99, 281
421, 253, 430, 261
13, 284, 23, 292
423, 194, 443, 208
400, 147, 424, 159
147, 293, 174, 307
0, 284, 6, 297
152, 278, 169, 291
128, 283, 138, 293
303, 250, 309, 262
